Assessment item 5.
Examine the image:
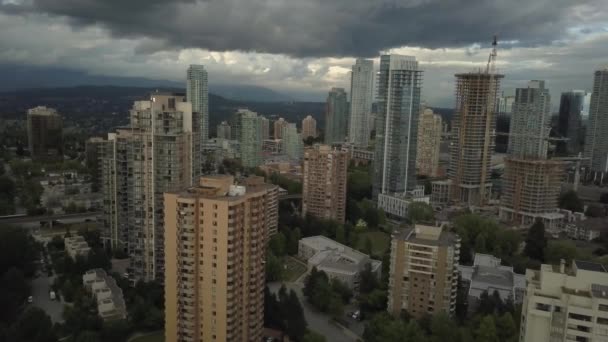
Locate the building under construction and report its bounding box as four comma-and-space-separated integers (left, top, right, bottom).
449, 72, 503, 206
499, 158, 565, 230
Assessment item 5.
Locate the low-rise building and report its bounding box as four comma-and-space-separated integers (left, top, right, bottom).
82, 269, 127, 321
377, 186, 429, 220
458, 253, 526, 311
298, 236, 381, 290
64, 236, 91, 259
520, 260, 608, 342
565, 217, 608, 241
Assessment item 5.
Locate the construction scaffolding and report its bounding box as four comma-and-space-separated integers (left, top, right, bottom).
499, 158, 566, 229
449, 72, 503, 206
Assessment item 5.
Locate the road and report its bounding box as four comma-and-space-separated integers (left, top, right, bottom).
268, 280, 361, 342
30, 272, 65, 323
0, 212, 101, 228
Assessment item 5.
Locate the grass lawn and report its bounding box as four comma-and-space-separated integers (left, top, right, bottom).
356, 230, 391, 256
130, 332, 164, 342
283, 256, 308, 282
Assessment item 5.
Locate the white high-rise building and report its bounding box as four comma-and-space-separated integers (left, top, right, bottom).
186, 65, 209, 143
520, 260, 608, 342
349, 58, 374, 147
373, 55, 423, 198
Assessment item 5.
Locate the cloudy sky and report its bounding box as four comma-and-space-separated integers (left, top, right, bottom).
1, 0, 607, 106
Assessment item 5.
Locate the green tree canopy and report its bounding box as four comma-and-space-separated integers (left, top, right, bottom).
524, 219, 547, 261
407, 202, 435, 223
559, 190, 584, 212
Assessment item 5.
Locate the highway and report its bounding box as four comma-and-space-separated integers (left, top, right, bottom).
0, 212, 101, 227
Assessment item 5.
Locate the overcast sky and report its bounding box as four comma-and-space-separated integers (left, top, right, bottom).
1, 0, 607, 106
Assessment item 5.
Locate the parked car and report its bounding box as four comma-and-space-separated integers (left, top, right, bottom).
50, 291, 56, 301
27, 296, 33, 303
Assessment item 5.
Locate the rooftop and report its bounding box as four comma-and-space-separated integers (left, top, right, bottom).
575, 260, 607, 273
394, 224, 458, 247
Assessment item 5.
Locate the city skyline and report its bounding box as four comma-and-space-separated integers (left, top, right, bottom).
0, 2, 606, 106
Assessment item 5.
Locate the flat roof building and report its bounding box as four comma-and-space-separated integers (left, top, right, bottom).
298, 236, 381, 290
164, 175, 278, 342
520, 260, 608, 342
458, 253, 526, 311
387, 224, 460, 318
82, 269, 127, 321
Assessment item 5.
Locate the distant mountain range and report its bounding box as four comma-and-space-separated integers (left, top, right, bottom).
0, 85, 325, 135
0, 64, 293, 102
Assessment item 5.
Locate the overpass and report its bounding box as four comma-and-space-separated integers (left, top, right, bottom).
0, 212, 102, 227
278, 194, 302, 201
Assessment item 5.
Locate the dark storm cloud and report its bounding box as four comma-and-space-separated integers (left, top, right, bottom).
2, 0, 605, 58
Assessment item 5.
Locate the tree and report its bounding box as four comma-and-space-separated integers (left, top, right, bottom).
335, 225, 345, 244
8, 307, 57, 342
475, 315, 498, 342
559, 190, 584, 212
524, 219, 547, 261
302, 330, 326, 342
430, 313, 458, 342
0, 176, 16, 215
101, 319, 131, 341
545, 240, 578, 264
408, 202, 435, 223
585, 204, 606, 218
285, 290, 307, 341
269, 232, 287, 256
74, 331, 102, 342
265, 251, 283, 281
364, 237, 373, 255
496, 312, 517, 342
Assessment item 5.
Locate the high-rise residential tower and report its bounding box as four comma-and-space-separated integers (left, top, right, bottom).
556, 90, 588, 156
349, 58, 374, 147
302, 145, 348, 223
387, 224, 460, 318
238, 109, 263, 168
186, 65, 209, 143
584, 68, 608, 172
26, 106, 63, 160
273, 118, 288, 140
373, 55, 423, 198
100, 92, 201, 281
260, 116, 270, 140
500, 80, 566, 230
508, 80, 551, 159
164, 175, 278, 342
217, 121, 231, 140
416, 108, 442, 177
449, 71, 503, 205
325, 88, 349, 145
281, 123, 303, 160
302, 115, 317, 139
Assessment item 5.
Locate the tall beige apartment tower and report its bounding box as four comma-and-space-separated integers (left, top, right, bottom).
273, 118, 288, 139
302, 115, 317, 139
302, 145, 348, 223
449, 72, 503, 206
164, 175, 278, 342
27, 106, 63, 160
387, 224, 460, 318
416, 108, 442, 177
100, 92, 201, 281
